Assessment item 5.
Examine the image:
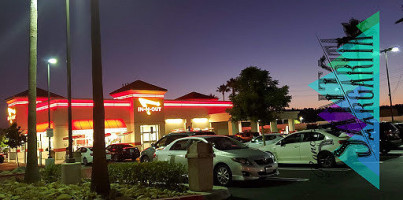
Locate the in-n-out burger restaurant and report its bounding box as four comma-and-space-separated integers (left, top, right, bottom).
6, 80, 299, 161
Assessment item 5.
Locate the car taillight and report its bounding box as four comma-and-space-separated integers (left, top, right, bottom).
339, 140, 347, 144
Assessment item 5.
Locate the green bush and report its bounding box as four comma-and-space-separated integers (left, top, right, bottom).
0, 180, 100, 200
40, 164, 61, 183
108, 161, 187, 191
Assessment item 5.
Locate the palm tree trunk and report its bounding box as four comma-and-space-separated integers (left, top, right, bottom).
90, 0, 110, 196
25, 0, 40, 183
222, 92, 225, 101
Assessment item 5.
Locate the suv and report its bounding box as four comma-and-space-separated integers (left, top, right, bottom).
380, 122, 402, 154
140, 131, 215, 162
106, 143, 140, 162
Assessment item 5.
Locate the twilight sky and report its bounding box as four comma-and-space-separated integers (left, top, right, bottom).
0, 0, 402, 128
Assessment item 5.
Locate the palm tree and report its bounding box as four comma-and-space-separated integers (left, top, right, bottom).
216, 84, 230, 101
90, 0, 110, 197
336, 18, 362, 47
226, 78, 237, 97
25, 0, 41, 183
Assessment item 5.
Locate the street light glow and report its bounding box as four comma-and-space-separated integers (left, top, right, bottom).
391, 47, 399, 52
48, 58, 57, 64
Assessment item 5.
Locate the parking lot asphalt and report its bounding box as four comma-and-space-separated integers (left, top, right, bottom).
227, 147, 403, 200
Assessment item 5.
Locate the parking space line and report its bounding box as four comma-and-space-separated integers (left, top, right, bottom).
266, 177, 309, 182
278, 167, 351, 172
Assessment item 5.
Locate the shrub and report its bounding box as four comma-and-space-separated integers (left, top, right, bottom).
40, 164, 61, 183
108, 161, 187, 191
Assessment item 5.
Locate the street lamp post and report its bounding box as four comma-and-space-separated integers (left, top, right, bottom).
47, 58, 57, 160
380, 47, 399, 122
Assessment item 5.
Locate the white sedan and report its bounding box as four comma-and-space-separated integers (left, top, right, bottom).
155, 135, 279, 186
78, 147, 112, 165
256, 129, 369, 168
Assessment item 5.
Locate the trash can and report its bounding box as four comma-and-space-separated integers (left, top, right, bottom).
185, 141, 214, 192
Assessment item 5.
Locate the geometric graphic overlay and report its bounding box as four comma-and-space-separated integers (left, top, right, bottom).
310, 12, 380, 188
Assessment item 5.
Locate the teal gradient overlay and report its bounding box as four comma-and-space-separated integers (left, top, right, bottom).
310, 12, 380, 188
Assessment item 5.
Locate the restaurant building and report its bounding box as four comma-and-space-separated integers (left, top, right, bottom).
6, 80, 298, 160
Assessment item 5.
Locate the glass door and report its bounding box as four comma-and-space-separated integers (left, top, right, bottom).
140, 125, 159, 149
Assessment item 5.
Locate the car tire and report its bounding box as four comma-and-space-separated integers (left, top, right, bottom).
83, 157, 88, 166
214, 164, 232, 186
318, 151, 335, 168
141, 156, 150, 163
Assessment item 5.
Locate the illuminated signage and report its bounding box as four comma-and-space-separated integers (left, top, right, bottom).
138, 98, 162, 115
7, 108, 16, 124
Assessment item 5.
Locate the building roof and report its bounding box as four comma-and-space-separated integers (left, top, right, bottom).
6, 87, 65, 101
176, 92, 218, 101
110, 80, 167, 95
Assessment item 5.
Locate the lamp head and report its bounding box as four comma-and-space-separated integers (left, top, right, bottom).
391, 47, 400, 52
48, 58, 57, 64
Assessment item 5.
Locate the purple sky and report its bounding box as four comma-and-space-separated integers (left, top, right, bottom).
1, 0, 402, 128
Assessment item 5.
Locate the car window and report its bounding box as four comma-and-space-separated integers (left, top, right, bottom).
205, 137, 247, 150
155, 137, 168, 148
282, 133, 302, 144
302, 132, 325, 142
170, 139, 191, 151
166, 135, 187, 145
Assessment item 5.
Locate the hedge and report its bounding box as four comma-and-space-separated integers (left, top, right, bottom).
108, 161, 187, 191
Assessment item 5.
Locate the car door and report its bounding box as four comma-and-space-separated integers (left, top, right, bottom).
272, 133, 302, 163
166, 139, 192, 167
299, 132, 325, 163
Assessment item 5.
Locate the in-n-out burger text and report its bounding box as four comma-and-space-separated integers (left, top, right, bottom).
138, 106, 162, 113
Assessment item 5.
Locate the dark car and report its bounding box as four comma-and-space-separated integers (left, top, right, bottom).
234, 132, 260, 142
140, 131, 215, 162
226, 135, 249, 143
380, 122, 402, 154
393, 123, 403, 139
0, 153, 4, 163
106, 143, 140, 162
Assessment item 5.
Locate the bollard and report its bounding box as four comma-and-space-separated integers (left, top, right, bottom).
185, 141, 214, 192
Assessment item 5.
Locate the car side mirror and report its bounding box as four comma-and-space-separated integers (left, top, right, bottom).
151, 143, 155, 147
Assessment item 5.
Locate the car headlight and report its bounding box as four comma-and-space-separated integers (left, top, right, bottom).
265, 151, 277, 162
231, 158, 253, 166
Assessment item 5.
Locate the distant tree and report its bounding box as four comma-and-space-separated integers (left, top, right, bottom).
208, 93, 218, 99
336, 18, 363, 47
228, 66, 291, 126
0, 128, 8, 153
396, 5, 403, 24
226, 78, 237, 97
4, 123, 26, 167
216, 84, 230, 101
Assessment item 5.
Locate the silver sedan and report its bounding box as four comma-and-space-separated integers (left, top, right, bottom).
155, 135, 279, 186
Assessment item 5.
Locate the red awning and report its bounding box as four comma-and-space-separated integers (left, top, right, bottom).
63, 135, 85, 140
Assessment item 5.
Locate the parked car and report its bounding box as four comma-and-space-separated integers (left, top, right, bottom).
246, 133, 285, 149
140, 131, 215, 162
256, 129, 363, 168
155, 135, 279, 186
77, 147, 112, 165
106, 143, 140, 162
393, 123, 403, 140
234, 132, 260, 142
226, 135, 249, 143
0, 153, 4, 163
380, 122, 402, 154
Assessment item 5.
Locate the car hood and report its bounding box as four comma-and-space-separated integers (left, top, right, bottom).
217, 147, 268, 159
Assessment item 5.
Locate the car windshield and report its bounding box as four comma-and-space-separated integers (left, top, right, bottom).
205, 137, 248, 150
194, 131, 215, 135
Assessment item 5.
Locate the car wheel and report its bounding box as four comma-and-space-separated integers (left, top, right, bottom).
141, 156, 150, 163
83, 157, 88, 166
214, 164, 232, 186
318, 152, 335, 168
